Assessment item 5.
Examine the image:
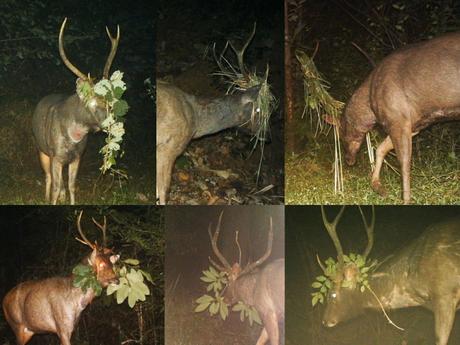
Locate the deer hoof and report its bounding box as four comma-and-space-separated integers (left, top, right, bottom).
371, 180, 387, 197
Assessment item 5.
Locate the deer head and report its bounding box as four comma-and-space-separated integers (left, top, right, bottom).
319, 206, 375, 327
59, 18, 120, 125
75, 211, 119, 287
208, 211, 273, 304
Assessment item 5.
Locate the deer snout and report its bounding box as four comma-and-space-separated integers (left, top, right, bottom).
322, 318, 338, 328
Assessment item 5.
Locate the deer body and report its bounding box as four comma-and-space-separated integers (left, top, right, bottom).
156, 81, 260, 204
2, 212, 118, 345
320, 207, 460, 345
225, 258, 285, 345
32, 93, 107, 205
338, 33, 460, 204
3, 277, 97, 345
33, 18, 120, 205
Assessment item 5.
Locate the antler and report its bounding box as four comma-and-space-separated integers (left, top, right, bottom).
103, 25, 120, 79
358, 206, 375, 260
321, 206, 346, 268
208, 212, 232, 272
240, 217, 273, 276
91, 216, 107, 247
59, 18, 87, 81
228, 22, 256, 78
75, 211, 96, 249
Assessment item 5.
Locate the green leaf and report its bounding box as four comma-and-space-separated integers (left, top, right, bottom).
106, 283, 121, 296
219, 301, 229, 320
312, 281, 322, 289
139, 270, 154, 284
113, 100, 129, 117
209, 302, 219, 315
123, 258, 140, 266
195, 301, 211, 312
116, 285, 129, 304
196, 295, 214, 304
316, 275, 327, 282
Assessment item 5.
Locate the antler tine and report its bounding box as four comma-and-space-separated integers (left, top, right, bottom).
76, 211, 95, 249
316, 254, 327, 273
59, 18, 87, 81
228, 22, 256, 77
103, 25, 120, 79
208, 211, 232, 271
358, 206, 375, 259
241, 216, 274, 276
91, 216, 107, 247
321, 206, 346, 267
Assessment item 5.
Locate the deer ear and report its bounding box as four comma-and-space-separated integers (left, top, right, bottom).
240, 85, 261, 104
110, 254, 120, 264
88, 248, 98, 265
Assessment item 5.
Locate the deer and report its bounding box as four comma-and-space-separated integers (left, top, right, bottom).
32, 18, 120, 205
318, 206, 460, 345
156, 25, 262, 205
326, 32, 460, 204
208, 212, 284, 345
2, 211, 119, 345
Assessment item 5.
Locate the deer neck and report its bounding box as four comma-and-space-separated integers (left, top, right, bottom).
191, 94, 249, 139
365, 257, 423, 311
228, 273, 257, 307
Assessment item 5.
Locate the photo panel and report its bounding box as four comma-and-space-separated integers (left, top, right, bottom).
286, 205, 460, 345
165, 205, 284, 344
157, 0, 284, 205
0, 1, 155, 205
0, 206, 164, 345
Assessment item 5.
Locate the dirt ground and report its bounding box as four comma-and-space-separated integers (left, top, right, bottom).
157, 0, 284, 205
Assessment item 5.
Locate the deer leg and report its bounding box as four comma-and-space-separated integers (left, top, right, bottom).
50, 160, 64, 205
15, 326, 34, 345
156, 150, 175, 205
391, 126, 413, 204
68, 157, 81, 205
256, 328, 269, 345
261, 312, 279, 345
371, 135, 394, 197
433, 298, 456, 345
57, 332, 72, 345
38, 151, 51, 202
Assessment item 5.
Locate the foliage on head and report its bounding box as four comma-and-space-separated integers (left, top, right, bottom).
312, 206, 377, 306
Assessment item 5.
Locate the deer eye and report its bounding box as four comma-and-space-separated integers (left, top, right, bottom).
99, 262, 105, 268
331, 292, 337, 299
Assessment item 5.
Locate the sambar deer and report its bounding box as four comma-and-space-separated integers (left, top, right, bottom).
327, 33, 460, 204
208, 212, 284, 345
32, 18, 120, 204
156, 26, 263, 205
319, 206, 460, 345
2, 211, 119, 345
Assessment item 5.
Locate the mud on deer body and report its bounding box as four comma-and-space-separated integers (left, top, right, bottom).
319, 206, 460, 345
328, 33, 460, 204
2, 211, 119, 345
32, 18, 120, 205
208, 212, 284, 345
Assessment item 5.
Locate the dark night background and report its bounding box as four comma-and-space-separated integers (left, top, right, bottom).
165, 206, 284, 345
0, 206, 164, 345
157, 0, 284, 204
286, 206, 460, 345
285, 0, 460, 204
0, 1, 155, 204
